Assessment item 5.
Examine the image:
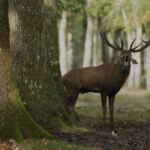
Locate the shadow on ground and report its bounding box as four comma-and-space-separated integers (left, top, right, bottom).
52, 115, 150, 150
52, 91, 150, 150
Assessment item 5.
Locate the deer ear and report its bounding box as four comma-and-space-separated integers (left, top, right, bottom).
131, 58, 138, 64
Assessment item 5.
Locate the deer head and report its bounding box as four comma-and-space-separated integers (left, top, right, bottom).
100, 33, 150, 68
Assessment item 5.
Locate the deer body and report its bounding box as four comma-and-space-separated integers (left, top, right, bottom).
63, 64, 130, 96
62, 33, 150, 129
62, 63, 130, 128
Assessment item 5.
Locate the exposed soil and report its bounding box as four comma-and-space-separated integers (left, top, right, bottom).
52, 115, 150, 150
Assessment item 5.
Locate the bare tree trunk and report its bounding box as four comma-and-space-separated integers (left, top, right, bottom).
58, 11, 67, 75
126, 32, 135, 88
134, 26, 142, 88
145, 49, 150, 89
144, 33, 150, 89
82, 15, 94, 67
67, 31, 73, 70
92, 17, 99, 66
122, 8, 134, 88
66, 12, 74, 71
130, 0, 142, 88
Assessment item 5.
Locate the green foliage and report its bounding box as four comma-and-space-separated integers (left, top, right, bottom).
57, 0, 150, 32
57, 0, 86, 13
86, 0, 100, 16
76, 91, 150, 121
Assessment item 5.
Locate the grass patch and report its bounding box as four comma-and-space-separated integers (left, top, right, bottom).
76, 90, 150, 122
19, 139, 93, 150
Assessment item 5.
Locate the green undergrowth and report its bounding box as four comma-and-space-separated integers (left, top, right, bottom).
76, 90, 150, 122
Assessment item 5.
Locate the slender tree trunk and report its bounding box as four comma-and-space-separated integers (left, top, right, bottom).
126, 32, 135, 88
58, 11, 68, 75
66, 11, 73, 71
92, 17, 99, 66
122, 8, 134, 88
82, 15, 94, 67
134, 26, 142, 88
130, 0, 142, 88
107, 34, 114, 63
67, 31, 73, 70
144, 33, 150, 89
145, 49, 150, 89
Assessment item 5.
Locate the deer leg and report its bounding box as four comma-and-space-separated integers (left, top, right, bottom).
101, 94, 107, 127
108, 95, 115, 129
67, 95, 78, 114
66, 92, 79, 121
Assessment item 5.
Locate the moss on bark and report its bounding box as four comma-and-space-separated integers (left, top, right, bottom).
0, 0, 71, 140
0, 51, 51, 141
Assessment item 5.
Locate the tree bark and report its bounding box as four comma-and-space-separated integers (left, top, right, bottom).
144, 34, 150, 89
58, 11, 68, 75
130, 0, 142, 88
8, 0, 69, 128
67, 31, 73, 71
122, 8, 134, 88
134, 26, 142, 88
92, 17, 100, 66
0, 0, 51, 140
82, 15, 94, 67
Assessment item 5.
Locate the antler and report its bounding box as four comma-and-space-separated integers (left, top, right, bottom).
129, 39, 150, 53
100, 32, 125, 51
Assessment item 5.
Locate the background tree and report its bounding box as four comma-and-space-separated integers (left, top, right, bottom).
58, 0, 150, 89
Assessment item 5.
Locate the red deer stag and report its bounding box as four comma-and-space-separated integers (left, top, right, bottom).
62, 33, 150, 128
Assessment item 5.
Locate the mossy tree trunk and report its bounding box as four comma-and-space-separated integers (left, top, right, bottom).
8, 0, 69, 128
0, 0, 69, 140
0, 0, 52, 140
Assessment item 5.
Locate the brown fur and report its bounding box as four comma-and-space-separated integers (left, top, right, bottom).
62, 33, 150, 128
62, 63, 130, 128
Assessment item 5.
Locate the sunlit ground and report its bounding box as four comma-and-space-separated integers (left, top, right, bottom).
76, 89, 150, 122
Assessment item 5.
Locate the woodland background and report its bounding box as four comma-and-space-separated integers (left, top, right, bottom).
0, 0, 150, 150
58, 0, 150, 89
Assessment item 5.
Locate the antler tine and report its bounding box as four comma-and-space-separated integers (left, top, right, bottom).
120, 38, 124, 49
132, 43, 142, 50
142, 39, 148, 44
129, 39, 136, 50
114, 41, 121, 49
100, 32, 122, 51
130, 39, 150, 53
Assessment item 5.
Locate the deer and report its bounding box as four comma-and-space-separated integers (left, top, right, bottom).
62, 33, 150, 129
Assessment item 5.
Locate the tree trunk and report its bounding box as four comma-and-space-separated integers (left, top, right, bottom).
8, 0, 69, 129
134, 26, 142, 88
66, 11, 73, 71
0, 0, 51, 140
58, 11, 68, 75
122, 8, 134, 88
144, 33, 150, 89
82, 15, 94, 67
130, 0, 142, 88
92, 17, 100, 66
126, 32, 135, 88
67, 31, 73, 71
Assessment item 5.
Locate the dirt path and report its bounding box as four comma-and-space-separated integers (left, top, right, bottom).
52, 116, 150, 150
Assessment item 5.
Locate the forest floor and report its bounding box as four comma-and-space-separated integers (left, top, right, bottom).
53, 89, 150, 150
0, 90, 150, 150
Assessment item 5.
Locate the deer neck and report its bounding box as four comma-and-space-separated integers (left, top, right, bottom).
116, 62, 131, 75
